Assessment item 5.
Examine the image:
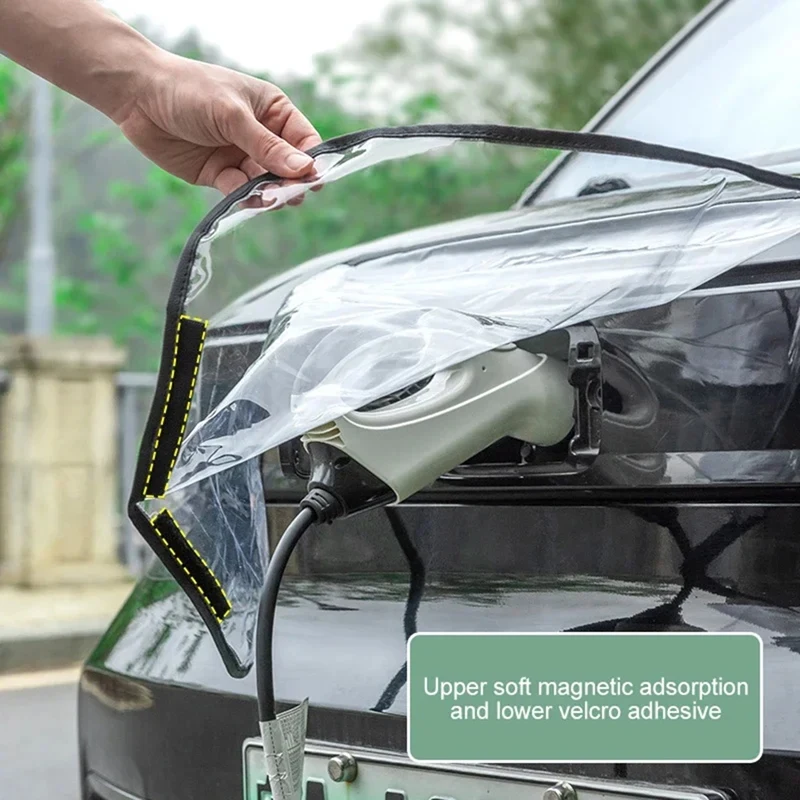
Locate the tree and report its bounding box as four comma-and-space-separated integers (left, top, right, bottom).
0, 58, 28, 323
48, 31, 381, 370
50, 29, 550, 370
326, 0, 711, 129
531, 0, 711, 130
0, 57, 129, 337
11, 5, 690, 370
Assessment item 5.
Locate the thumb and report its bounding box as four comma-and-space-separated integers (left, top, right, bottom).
227, 106, 315, 178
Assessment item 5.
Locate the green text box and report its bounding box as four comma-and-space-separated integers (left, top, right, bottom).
408, 633, 762, 763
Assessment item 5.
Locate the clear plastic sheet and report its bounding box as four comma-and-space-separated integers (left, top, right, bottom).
138, 134, 800, 671
174, 177, 800, 492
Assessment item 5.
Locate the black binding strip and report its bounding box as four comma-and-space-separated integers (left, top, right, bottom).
307, 124, 800, 192
128, 123, 800, 673
128, 503, 246, 677
148, 508, 232, 624
142, 315, 208, 499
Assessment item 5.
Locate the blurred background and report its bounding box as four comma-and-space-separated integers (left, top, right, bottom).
0, 0, 710, 797
0, 0, 712, 368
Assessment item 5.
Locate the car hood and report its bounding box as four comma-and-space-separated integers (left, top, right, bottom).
211, 177, 800, 337
210, 205, 530, 332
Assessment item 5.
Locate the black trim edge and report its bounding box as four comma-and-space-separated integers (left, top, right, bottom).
148, 508, 231, 622
142, 315, 208, 499
126, 503, 247, 678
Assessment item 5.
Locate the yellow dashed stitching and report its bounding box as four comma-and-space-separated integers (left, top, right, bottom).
143, 314, 208, 499
142, 315, 229, 620
165, 319, 207, 489
150, 508, 232, 621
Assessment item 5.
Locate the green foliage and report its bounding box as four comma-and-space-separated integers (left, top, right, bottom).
336, 0, 710, 128
531, 0, 711, 130
0, 59, 27, 324
4, 2, 711, 365
56, 165, 211, 368
86, 91, 553, 365
44, 25, 552, 370
0, 59, 26, 264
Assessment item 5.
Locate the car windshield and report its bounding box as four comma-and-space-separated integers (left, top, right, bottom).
534, 0, 800, 202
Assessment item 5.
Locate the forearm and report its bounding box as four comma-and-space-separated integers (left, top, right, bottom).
0, 0, 166, 121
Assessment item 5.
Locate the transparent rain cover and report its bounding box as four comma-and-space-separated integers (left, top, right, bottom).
130, 126, 800, 673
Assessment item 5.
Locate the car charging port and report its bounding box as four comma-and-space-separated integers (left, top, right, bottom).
279, 324, 602, 487
441, 323, 602, 481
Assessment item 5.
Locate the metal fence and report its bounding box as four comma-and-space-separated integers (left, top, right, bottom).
116, 371, 157, 576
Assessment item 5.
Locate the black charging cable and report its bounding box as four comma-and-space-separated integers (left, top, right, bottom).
372, 508, 426, 712
255, 488, 342, 723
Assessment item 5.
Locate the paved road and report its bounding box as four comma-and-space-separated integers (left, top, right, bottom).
0, 669, 81, 800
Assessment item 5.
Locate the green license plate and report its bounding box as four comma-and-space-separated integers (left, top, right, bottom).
242, 740, 729, 800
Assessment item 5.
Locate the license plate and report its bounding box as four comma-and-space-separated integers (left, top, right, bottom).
242, 740, 729, 800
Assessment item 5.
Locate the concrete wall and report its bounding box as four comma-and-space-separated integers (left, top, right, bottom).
0, 336, 129, 587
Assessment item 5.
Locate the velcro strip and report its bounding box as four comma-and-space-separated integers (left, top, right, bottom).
149, 508, 231, 621
143, 314, 207, 498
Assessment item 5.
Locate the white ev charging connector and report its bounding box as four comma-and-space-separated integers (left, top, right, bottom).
256, 343, 577, 800
303, 343, 575, 504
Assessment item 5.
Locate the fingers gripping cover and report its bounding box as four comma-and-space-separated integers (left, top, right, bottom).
128, 123, 800, 675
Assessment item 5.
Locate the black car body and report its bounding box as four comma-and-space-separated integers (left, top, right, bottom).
80, 0, 800, 797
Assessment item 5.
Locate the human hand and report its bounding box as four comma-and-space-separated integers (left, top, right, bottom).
116, 52, 322, 195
